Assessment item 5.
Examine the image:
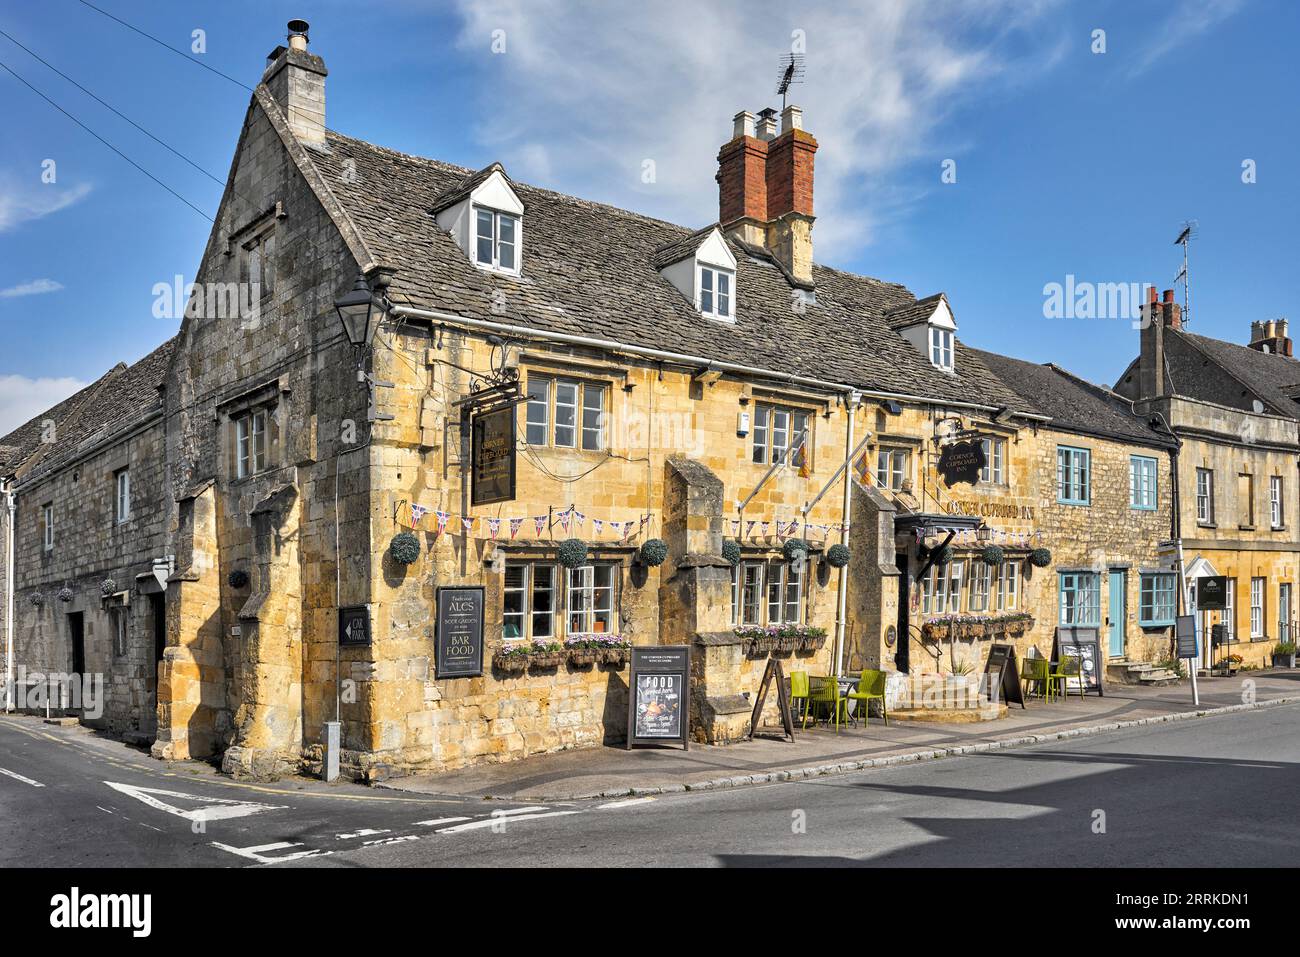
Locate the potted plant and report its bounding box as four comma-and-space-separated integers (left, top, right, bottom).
565, 636, 600, 666
1272, 641, 1297, 668
528, 640, 566, 668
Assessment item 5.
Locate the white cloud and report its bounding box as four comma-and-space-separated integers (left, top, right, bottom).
451, 0, 1065, 262
0, 279, 63, 299
0, 374, 87, 437
1127, 0, 1245, 77
0, 174, 92, 234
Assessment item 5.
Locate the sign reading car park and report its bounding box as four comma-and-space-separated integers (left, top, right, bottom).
338, 606, 370, 646
937, 439, 987, 487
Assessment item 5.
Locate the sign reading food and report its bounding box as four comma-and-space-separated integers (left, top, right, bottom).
435, 586, 485, 678
626, 646, 690, 750
635, 674, 682, 738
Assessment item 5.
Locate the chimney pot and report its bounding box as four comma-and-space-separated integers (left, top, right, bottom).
263, 20, 327, 147
287, 18, 309, 51
732, 111, 755, 140
1147, 285, 1159, 304
780, 105, 803, 134
756, 108, 779, 141
1163, 289, 1175, 304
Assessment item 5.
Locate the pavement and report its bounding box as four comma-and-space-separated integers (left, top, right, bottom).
2, 672, 1297, 868
377, 669, 1300, 801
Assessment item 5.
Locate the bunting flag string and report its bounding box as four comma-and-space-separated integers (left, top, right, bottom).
509, 518, 524, 539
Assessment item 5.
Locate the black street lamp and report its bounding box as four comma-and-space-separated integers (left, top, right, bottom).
334, 273, 382, 352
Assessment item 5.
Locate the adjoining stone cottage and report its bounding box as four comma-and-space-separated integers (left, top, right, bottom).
0, 20, 1225, 781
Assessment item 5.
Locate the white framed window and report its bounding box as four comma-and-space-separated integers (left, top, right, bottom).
474, 206, 520, 273
968, 561, 991, 612
732, 560, 804, 626
503, 562, 557, 640
567, 563, 618, 634
752, 404, 811, 467
42, 503, 54, 551
1129, 455, 1157, 510
734, 561, 764, 626
1059, 571, 1101, 625
875, 448, 911, 491
925, 560, 965, 615
764, 561, 804, 625
929, 327, 954, 371
698, 265, 733, 319
234, 409, 269, 479
114, 469, 131, 524
996, 561, 1019, 611
1251, 577, 1265, 638
980, 438, 1005, 485
1222, 578, 1236, 640
524, 376, 606, 451
1196, 468, 1214, 524
1271, 475, 1284, 528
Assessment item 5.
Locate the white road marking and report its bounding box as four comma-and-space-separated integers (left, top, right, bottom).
435, 811, 579, 833
96, 806, 113, 814
362, 835, 419, 847
210, 841, 331, 864
105, 781, 287, 822
0, 767, 45, 787
489, 806, 551, 816
598, 797, 656, 809
337, 828, 390, 839
414, 816, 472, 827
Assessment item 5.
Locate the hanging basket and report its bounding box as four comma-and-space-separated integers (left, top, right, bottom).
100, 578, 118, 597
228, 569, 250, 589
389, 531, 421, 565
557, 538, 588, 569
1029, 547, 1052, 568
721, 539, 742, 567
782, 538, 809, 562
29, 592, 44, 607
980, 545, 1005, 567
637, 538, 668, 567
57, 586, 75, 603
931, 544, 954, 565
824, 543, 851, 568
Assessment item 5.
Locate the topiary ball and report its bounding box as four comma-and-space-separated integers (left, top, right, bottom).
980, 545, 1005, 567
228, 569, 250, 589
824, 543, 851, 568
1029, 547, 1052, 568
557, 538, 588, 569
389, 531, 421, 565
721, 539, 741, 567
638, 538, 668, 567
782, 538, 809, 562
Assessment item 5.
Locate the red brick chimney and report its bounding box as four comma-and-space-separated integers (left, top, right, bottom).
1162, 289, 1182, 330
716, 105, 818, 285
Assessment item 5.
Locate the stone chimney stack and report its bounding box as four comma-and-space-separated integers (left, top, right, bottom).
1249, 316, 1293, 356
716, 104, 819, 285
1138, 284, 1166, 399
263, 19, 327, 148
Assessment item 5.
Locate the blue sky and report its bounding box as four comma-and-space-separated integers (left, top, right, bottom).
1, 0, 1296, 433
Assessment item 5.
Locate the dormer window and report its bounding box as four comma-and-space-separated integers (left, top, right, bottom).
929, 327, 954, 371
475, 206, 520, 274
700, 265, 732, 319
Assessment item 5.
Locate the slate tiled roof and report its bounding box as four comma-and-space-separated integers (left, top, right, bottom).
1164, 328, 1300, 418
969, 347, 1175, 448
1, 339, 176, 486
650, 225, 719, 270
311, 130, 1030, 414
884, 293, 944, 330
428, 162, 515, 215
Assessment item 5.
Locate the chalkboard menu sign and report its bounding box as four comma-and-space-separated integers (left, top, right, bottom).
435, 586, 485, 679
1197, 576, 1228, 611
1053, 627, 1104, 696
627, 645, 690, 750
982, 643, 1025, 709
471, 406, 516, 506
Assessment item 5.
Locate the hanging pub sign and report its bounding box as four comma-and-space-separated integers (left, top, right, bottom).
627, 645, 690, 750
338, 606, 371, 646
937, 439, 987, 487
471, 405, 516, 506
435, 586, 485, 678
982, 643, 1025, 709
1052, 626, 1104, 695
1197, 575, 1228, 611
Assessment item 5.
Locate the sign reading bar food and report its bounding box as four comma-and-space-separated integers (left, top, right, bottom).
937, 439, 987, 488
627, 645, 690, 750
435, 586, 485, 679
471, 405, 516, 506
1197, 575, 1228, 611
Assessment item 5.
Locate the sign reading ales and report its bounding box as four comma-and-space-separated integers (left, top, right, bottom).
937, 439, 986, 487
435, 586, 485, 678
471, 405, 516, 506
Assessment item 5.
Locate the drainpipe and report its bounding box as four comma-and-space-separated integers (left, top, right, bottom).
833, 391, 862, 677
3, 478, 15, 712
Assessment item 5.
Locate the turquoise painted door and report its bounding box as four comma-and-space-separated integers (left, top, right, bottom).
1108, 570, 1126, 657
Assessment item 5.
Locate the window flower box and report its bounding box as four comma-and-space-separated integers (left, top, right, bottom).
734, 625, 827, 657
923, 613, 1034, 643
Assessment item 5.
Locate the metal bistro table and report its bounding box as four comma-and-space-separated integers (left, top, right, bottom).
802, 675, 862, 726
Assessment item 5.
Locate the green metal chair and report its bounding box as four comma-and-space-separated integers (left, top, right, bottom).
1022, 656, 1052, 701
790, 671, 811, 727
807, 676, 846, 732
846, 669, 888, 727
1050, 656, 1085, 700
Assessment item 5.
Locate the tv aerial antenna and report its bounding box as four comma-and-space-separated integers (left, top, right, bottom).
776, 53, 805, 110
1173, 220, 1198, 326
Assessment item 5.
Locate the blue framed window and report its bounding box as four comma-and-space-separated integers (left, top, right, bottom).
1140, 573, 1177, 626
1057, 446, 1091, 505
1059, 572, 1101, 625
1129, 455, 1158, 510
